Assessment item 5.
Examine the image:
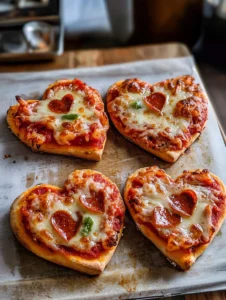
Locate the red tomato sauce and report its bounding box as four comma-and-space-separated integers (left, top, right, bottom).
58, 242, 104, 259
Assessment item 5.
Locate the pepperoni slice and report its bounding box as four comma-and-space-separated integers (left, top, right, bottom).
93, 174, 106, 184
144, 92, 166, 114
33, 187, 49, 195
51, 210, 82, 241
48, 94, 74, 114
79, 190, 105, 214
152, 206, 181, 228
169, 189, 197, 217
132, 178, 143, 188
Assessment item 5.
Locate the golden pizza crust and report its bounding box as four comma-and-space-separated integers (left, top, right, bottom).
7, 81, 108, 161
10, 170, 125, 275
42, 79, 86, 100
106, 78, 207, 163
124, 167, 226, 270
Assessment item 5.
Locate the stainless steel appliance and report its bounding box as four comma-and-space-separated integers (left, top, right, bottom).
0, 0, 63, 61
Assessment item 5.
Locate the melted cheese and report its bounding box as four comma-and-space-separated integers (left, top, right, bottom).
110, 83, 191, 140
132, 170, 221, 250
30, 92, 93, 124
27, 88, 104, 145
28, 173, 118, 251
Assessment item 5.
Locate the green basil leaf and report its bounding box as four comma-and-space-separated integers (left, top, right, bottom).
81, 216, 94, 236
61, 114, 79, 120
131, 101, 142, 109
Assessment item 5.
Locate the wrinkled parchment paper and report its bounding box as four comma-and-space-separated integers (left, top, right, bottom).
0, 57, 226, 300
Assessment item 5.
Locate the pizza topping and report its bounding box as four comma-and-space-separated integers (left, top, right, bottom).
152, 206, 181, 228
25, 123, 53, 145
79, 190, 105, 214
33, 186, 50, 195
93, 173, 106, 183
16, 96, 29, 109
167, 229, 193, 251
112, 217, 122, 231
211, 205, 221, 227
131, 101, 142, 109
127, 166, 226, 251
103, 232, 118, 249
57, 242, 104, 259
144, 92, 166, 114
81, 216, 94, 236
61, 114, 79, 120
169, 189, 197, 217
190, 223, 203, 240
180, 169, 215, 187
132, 178, 144, 188
51, 210, 82, 241
121, 78, 146, 93
16, 96, 37, 116
48, 94, 74, 114
108, 87, 119, 101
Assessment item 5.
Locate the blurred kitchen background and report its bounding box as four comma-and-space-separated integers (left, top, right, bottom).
0, 0, 226, 133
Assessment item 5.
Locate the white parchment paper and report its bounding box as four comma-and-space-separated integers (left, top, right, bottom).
0, 57, 226, 299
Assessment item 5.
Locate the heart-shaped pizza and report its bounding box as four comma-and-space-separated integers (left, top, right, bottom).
10, 170, 125, 275
107, 76, 208, 162
7, 79, 109, 161
124, 166, 226, 270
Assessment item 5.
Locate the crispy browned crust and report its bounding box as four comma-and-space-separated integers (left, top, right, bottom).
7, 79, 109, 162
10, 170, 124, 275
42, 79, 82, 99
124, 167, 226, 270
106, 78, 207, 163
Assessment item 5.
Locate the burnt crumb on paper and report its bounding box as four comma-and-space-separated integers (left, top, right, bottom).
24, 156, 29, 161
26, 173, 35, 188
196, 135, 201, 141
4, 154, 11, 159
12, 160, 16, 163
185, 147, 191, 154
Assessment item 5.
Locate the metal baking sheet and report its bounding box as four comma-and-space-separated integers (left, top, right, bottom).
0, 57, 226, 300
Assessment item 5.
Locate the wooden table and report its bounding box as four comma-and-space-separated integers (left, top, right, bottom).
1, 43, 225, 300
